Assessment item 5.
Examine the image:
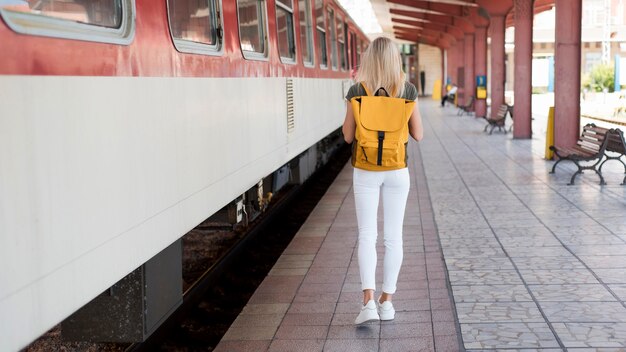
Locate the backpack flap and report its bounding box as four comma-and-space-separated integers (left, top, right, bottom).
358, 97, 412, 131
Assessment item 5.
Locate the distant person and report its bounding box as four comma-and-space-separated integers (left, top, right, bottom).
343, 37, 424, 325
441, 84, 457, 107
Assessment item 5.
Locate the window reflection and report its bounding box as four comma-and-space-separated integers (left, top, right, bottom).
276, 5, 295, 60
298, 0, 313, 65
328, 8, 337, 69
0, 0, 122, 28
315, 0, 326, 67
169, 0, 219, 45
238, 0, 266, 54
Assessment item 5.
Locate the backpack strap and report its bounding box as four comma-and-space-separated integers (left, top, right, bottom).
375, 87, 390, 97
360, 82, 391, 97
359, 82, 372, 96
377, 131, 385, 166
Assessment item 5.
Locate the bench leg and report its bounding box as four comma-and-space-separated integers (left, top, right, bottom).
594, 168, 606, 185
550, 158, 565, 174
568, 160, 605, 185
483, 124, 489, 132
597, 155, 623, 174
598, 158, 608, 173
619, 158, 626, 173
489, 125, 495, 135
568, 170, 582, 185
622, 174, 626, 185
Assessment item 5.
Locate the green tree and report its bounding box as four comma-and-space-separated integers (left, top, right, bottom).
583, 63, 615, 92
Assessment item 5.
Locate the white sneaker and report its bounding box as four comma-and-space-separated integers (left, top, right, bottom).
354, 300, 380, 324
378, 300, 395, 321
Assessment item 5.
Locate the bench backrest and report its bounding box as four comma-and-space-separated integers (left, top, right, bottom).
496, 105, 508, 120
577, 124, 610, 155
606, 128, 626, 154
489, 105, 509, 126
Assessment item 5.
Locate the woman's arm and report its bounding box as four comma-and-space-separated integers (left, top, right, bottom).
342, 102, 356, 144
408, 99, 423, 141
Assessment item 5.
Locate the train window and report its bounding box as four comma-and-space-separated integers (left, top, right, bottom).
276, 0, 296, 62
315, 0, 327, 68
298, 0, 314, 66
356, 39, 362, 66
0, 0, 134, 44
237, 0, 268, 59
167, 0, 224, 55
336, 16, 346, 71
327, 7, 337, 70
349, 30, 357, 70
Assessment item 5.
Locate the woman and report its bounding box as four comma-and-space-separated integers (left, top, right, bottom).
342, 37, 423, 324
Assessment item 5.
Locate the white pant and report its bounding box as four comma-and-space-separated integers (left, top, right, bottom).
353, 167, 410, 294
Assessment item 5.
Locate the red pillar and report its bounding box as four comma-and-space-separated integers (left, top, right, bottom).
455, 38, 466, 105
475, 26, 488, 118
448, 43, 458, 87
513, 0, 534, 139
464, 33, 475, 111
490, 15, 506, 119
554, 0, 582, 149
441, 48, 447, 97
446, 45, 456, 102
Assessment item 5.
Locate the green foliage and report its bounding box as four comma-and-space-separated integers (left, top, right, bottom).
532, 87, 547, 94
582, 63, 615, 92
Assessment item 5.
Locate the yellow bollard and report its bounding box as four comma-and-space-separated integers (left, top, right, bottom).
432, 79, 442, 101
545, 106, 555, 160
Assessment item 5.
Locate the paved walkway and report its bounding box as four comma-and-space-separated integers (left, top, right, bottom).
216, 99, 626, 351
424, 99, 626, 350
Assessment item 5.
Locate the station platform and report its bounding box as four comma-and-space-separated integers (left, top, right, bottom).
215, 99, 626, 351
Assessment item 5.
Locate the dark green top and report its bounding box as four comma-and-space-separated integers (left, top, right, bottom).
345, 81, 419, 101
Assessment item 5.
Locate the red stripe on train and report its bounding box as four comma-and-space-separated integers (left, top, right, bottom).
0, 0, 367, 78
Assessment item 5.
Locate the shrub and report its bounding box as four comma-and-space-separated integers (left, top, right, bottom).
583, 63, 615, 92
532, 87, 547, 94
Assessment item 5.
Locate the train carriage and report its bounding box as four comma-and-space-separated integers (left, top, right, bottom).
0, 0, 369, 350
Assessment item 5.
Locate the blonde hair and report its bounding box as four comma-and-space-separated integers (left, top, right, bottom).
356, 37, 406, 98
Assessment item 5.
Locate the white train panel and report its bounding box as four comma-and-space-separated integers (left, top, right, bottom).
288, 78, 352, 159
0, 76, 346, 351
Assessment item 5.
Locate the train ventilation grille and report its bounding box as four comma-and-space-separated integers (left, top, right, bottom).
287, 78, 295, 133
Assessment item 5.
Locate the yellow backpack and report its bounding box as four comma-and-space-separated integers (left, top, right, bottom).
350, 83, 416, 171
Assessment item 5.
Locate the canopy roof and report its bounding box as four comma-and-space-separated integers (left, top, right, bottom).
369, 0, 556, 48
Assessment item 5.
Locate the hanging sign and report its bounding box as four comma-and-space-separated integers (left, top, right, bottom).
476, 75, 487, 99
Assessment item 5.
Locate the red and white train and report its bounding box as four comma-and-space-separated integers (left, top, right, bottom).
0, 0, 369, 349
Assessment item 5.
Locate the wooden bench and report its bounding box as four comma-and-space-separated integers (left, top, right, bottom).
599, 128, 626, 184
457, 95, 474, 116
549, 123, 611, 185
483, 104, 510, 134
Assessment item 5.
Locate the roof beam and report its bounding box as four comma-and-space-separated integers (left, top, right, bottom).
390, 8, 475, 33
392, 17, 465, 40
395, 32, 451, 49
387, 0, 467, 17
393, 25, 457, 44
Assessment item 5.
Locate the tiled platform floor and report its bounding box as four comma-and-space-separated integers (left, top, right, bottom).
216, 99, 626, 351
